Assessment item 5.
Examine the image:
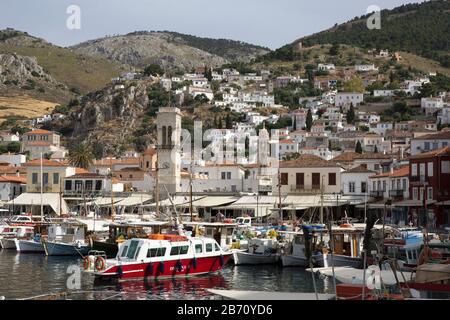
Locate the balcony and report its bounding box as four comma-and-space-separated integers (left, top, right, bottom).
290, 185, 321, 193
389, 189, 404, 198
370, 190, 384, 199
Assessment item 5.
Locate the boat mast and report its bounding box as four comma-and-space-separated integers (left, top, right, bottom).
40, 152, 44, 222
189, 149, 194, 222
155, 160, 159, 218
320, 175, 324, 224
277, 168, 283, 222
110, 157, 115, 222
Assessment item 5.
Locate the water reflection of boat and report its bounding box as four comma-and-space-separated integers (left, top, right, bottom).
100, 274, 228, 299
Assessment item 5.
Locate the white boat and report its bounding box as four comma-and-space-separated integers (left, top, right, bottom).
42, 222, 90, 256
15, 237, 45, 253
232, 238, 280, 265
0, 226, 34, 250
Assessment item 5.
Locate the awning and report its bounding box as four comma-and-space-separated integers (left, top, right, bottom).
115, 195, 152, 207
141, 195, 205, 208
187, 196, 238, 208
435, 201, 450, 206
392, 200, 436, 207
84, 197, 126, 207
7, 193, 68, 215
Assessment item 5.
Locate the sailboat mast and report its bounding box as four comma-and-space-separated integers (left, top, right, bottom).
278, 168, 282, 222
110, 157, 115, 222
40, 153, 44, 222
155, 160, 159, 217
320, 175, 324, 224
189, 149, 193, 222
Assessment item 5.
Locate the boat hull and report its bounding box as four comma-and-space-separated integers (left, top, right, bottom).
0, 238, 17, 249
314, 254, 363, 269
94, 254, 232, 281
91, 240, 119, 258
15, 239, 45, 253
43, 241, 90, 256
233, 251, 279, 265
281, 255, 309, 267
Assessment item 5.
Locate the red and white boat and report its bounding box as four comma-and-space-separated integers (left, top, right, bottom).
84, 234, 232, 280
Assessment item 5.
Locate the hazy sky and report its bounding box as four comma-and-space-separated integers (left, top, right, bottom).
0, 0, 424, 49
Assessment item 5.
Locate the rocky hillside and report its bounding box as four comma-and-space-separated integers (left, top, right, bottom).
53, 79, 159, 157
0, 53, 73, 103
71, 31, 269, 71
0, 29, 126, 99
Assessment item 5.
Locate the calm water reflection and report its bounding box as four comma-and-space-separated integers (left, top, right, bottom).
0, 249, 327, 300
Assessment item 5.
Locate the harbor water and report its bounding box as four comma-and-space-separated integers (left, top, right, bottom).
0, 249, 328, 300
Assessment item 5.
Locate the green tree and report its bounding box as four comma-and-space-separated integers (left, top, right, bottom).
144, 64, 164, 77
306, 109, 313, 131
347, 103, 356, 124
344, 76, 365, 93
68, 143, 95, 169
355, 141, 363, 154
329, 43, 340, 56
6, 142, 21, 153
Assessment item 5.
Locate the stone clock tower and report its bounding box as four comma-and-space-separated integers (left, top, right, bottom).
156, 107, 182, 199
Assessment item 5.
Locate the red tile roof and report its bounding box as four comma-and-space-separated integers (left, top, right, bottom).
0, 175, 27, 184
370, 166, 409, 178
281, 155, 340, 168
24, 159, 68, 167
23, 129, 54, 135
409, 146, 450, 159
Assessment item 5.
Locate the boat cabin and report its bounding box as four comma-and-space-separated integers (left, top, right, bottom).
184, 222, 238, 248
116, 236, 224, 262
236, 217, 252, 227
107, 221, 172, 244
47, 223, 87, 243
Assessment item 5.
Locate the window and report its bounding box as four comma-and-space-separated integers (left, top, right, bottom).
126, 240, 139, 259
411, 164, 417, 176
443, 142, 448, 147
53, 173, 59, 185
374, 164, 380, 171
147, 247, 166, 258
296, 173, 304, 188
403, 179, 407, 191
413, 188, 418, 200
312, 173, 321, 188
442, 161, 450, 174
349, 182, 355, 193
361, 182, 367, 193
428, 162, 433, 177
195, 244, 203, 254
420, 163, 425, 177
372, 181, 376, 191
65, 180, 72, 190
221, 172, 226, 180
170, 245, 189, 256
227, 172, 231, 180
382, 181, 386, 192
433, 142, 439, 150
215, 243, 221, 251
328, 173, 336, 186
424, 142, 430, 150
280, 173, 288, 185
121, 245, 129, 258
43, 173, 49, 186
206, 243, 213, 252
427, 187, 433, 200
95, 180, 102, 191
32, 173, 38, 184
419, 187, 424, 201
85, 180, 93, 191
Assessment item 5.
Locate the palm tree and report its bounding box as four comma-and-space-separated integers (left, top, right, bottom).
68, 143, 95, 169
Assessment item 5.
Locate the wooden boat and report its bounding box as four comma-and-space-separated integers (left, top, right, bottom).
84, 234, 232, 280
232, 237, 280, 265
0, 226, 34, 249
401, 263, 450, 292
43, 222, 90, 256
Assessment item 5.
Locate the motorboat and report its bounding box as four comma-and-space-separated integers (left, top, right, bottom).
280, 231, 323, 267
0, 226, 34, 249
90, 221, 172, 258
84, 234, 232, 280
15, 234, 46, 253
232, 236, 280, 265
43, 222, 90, 256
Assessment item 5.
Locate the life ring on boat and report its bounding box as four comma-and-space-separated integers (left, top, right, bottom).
83, 256, 91, 270
95, 257, 106, 271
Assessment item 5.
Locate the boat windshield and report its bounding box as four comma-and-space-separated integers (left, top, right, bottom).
126, 240, 140, 259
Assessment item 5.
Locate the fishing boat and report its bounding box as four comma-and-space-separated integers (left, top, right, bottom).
280, 229, 324, 267
232, 237, 280, 265
84, 234, 232, 280
15, 234, 46, 253
43, 222, 90, 256
313, 223, 365, 269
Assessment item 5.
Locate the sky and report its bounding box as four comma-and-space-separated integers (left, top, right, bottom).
0, 0, 424, 49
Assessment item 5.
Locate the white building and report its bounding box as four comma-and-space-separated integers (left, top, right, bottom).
0, 154, 26, 167
355, 64, 378, 72
438, 106, 450, 125
318, 64, 336, 71
410, 131, 450, 155
335, 93, 364, 107
341, 166, 374, 196
421, 97, 444, 116
374, 90, 395, 97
